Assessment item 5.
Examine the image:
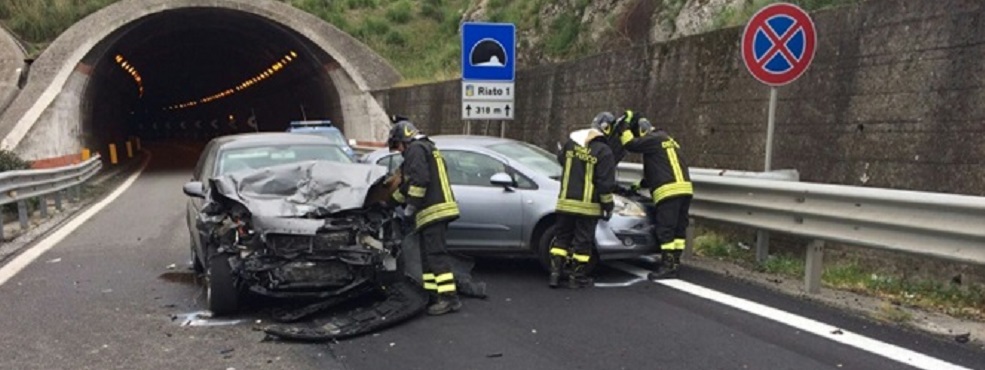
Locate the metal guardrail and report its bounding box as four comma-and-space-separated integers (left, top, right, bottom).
355, 143, 985, 293
0, 154, 103, 240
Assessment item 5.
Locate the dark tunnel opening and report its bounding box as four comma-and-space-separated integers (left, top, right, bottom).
81, 7, 345, 152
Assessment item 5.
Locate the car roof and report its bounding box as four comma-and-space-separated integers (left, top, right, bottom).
211, 132, 342, 150
289, 126, 341, 132
427, 135, 514, 148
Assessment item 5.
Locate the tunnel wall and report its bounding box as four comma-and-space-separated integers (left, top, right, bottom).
372, 0, 985, 197
0, 0, 401, 162
0, 24, 25, 118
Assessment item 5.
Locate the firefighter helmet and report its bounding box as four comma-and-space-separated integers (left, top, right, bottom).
591, 111, 617, 136
633, 117, 654, 138
387, 117, 420, 149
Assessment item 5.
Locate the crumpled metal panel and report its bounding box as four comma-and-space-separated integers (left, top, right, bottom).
207, 160, 390, 218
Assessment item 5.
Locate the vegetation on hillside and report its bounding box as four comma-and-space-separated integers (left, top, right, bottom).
711, 0, 862, 30
0, 0, 120, 57
0, 0, 861, 81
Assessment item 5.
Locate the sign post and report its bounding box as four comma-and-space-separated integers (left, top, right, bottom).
461, 22, 516, 128
741, 2, 817, 261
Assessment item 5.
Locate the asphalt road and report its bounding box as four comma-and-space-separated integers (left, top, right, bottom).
0, 142, 981, 370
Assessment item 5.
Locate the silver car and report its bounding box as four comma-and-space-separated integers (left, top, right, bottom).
362, 135, 657, 272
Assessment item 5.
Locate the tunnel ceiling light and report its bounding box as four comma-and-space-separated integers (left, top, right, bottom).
115, 54, 144, 98
163, 51, 300, 111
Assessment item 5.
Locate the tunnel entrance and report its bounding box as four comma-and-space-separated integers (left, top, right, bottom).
0, 0, 400, 163
85, 8, 344, 145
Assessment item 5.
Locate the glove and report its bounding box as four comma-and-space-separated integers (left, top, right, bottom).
403, 204, 417, 218
629, 182, 641, 192
601, 209, 612, 222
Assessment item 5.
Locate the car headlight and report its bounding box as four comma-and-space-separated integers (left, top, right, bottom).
612, 194, 647, 217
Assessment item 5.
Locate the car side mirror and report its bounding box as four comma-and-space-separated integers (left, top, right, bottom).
183, 181, 205, 198
490, 172, 515, 189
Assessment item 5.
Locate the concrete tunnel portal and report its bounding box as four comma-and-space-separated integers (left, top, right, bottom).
0, 0, 401, 164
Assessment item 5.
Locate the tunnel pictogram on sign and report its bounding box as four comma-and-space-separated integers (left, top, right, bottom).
741, 3, 817, 86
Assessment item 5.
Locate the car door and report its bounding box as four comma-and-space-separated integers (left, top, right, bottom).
374, 150, 525, 250
440, 150, 524, 250
188, 141, 218, 255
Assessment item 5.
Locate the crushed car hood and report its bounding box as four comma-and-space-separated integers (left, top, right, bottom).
207, 160, 390, 218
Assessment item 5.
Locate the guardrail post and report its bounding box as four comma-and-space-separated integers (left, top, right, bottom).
805, 240, 825, 294
55, 190, 63, 211
38, 196, 47, 218
135, 137, 141, 150
17, 200, 28, 231
126, 141, 133, 158
682, 217, 696, 262
755, 230, 770, 262
0, 212, 4, 240
109, 144, 118, 165
72, 185, 80, 202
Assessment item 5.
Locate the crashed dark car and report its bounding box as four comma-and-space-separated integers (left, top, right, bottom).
184, 157, 434, 340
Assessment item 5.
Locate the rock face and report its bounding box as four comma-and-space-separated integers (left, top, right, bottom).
461, 0, 748, 68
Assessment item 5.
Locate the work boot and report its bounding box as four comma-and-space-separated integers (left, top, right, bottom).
427, 294, 462, 316
648, 251, 680, 280
548, 255, 567, 289
567, 262, 593, 289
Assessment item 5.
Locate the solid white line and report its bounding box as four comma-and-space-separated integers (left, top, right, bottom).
607, 262, 973, 370
0, 154, 151, 287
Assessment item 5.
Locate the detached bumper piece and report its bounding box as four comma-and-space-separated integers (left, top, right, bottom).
261, 277, 428, 342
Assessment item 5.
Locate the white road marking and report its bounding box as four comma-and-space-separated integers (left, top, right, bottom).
0, 153, 151, 287
607, 262, 973, 370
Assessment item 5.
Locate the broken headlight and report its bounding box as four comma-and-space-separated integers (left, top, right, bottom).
613, 194, 647, 218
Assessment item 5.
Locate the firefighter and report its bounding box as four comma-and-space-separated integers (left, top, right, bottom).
548, 112, 621, 289
386, 116, 463, 315
618, 115, 692, 279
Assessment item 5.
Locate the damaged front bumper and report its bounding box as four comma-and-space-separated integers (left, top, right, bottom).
232, 214, 401, 299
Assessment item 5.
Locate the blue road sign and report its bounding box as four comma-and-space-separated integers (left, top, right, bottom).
461, 22, 515, 81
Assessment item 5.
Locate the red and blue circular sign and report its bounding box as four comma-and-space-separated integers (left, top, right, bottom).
741, 3, 817, 86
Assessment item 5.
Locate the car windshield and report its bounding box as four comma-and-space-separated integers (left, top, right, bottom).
216, 144, 352, 176
486, 141, 563, 180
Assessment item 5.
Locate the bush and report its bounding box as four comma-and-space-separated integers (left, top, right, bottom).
384, 30, 407, 46
356, 16, 391, 38
385, 0, 413, 24
345, 0, 377, 10
544, 13, 581, 56
0, 149, 30, 172
420, 3, 444, 22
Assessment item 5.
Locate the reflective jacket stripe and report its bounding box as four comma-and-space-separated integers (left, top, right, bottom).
392, 189, 405, 204
408, 186, 426, 198
556, 199, 602, 216
416, 201, 460, 228
652, 182, 693, 202
560, 156, 572, 200
583, 161, 594, 204
434, 152, 453, 202
667, 147, 684, 183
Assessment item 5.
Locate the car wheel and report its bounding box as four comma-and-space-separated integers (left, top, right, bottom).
205, 254, 239, 316
189, 234, 205, 274
536, 224, 599, 275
